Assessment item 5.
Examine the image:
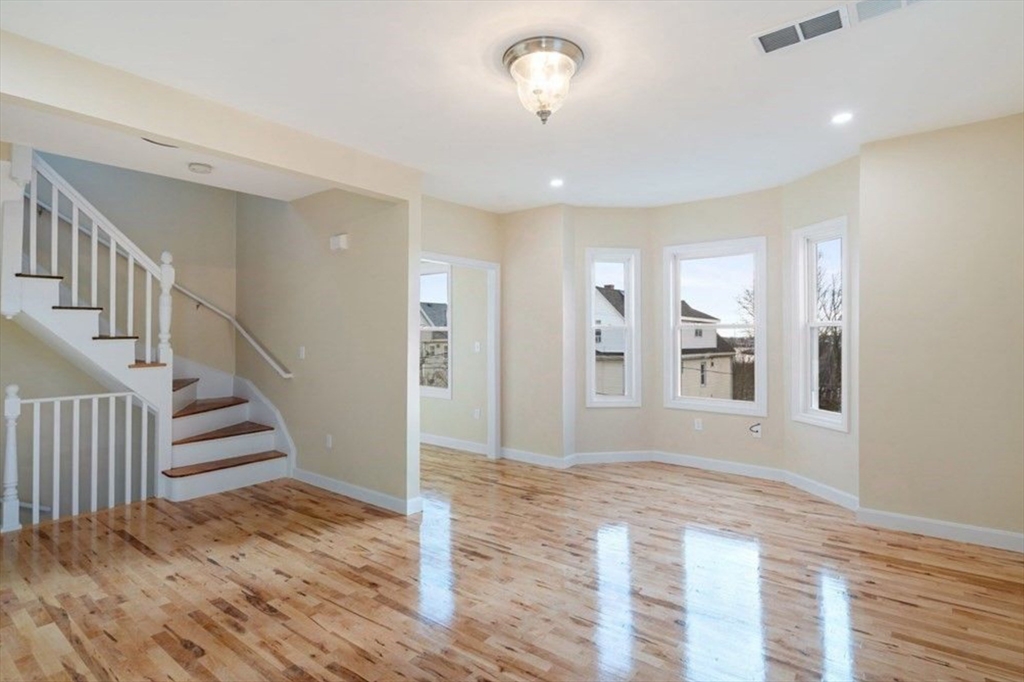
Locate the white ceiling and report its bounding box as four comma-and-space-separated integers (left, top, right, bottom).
0, 101, 333, 201
1, 1, 1021, 213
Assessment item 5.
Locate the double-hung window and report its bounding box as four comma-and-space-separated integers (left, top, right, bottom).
792, 218, 848, 430
420, 260, 452, 399
664, 237, 767, 416
586, 248, 641, 407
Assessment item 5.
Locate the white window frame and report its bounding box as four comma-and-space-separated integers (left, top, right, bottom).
664, 236, 768, 417
420, 260, 452, 399
791, 217, 849, 431
586, 248, 641, 408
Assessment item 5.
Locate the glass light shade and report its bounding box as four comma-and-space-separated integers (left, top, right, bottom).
509, 51, 577, 124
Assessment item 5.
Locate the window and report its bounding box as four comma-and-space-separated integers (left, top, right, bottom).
586, 248, 641, 407
792, 218, 848, 431
420, 260, 451, 399
664, 237, 767, 416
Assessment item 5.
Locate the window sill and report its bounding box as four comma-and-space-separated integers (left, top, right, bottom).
792, 411, 848, 433
664, 397, 766, 418
421, 387, 452, 400
586, 398, 642, 409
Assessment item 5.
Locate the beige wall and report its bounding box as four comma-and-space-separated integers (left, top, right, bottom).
41, 154, 238, 373
781, 158, 860, 495
499, 205, 567, 457
422, 196, 501, 263
859, 114, 1024, 532
235, 190, 414, 500
421, 265, 488, 446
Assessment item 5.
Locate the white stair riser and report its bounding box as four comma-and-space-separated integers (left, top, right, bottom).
172, 403, 250, 441
172, 430, 276, 467
163, 457, 287, 502
172, 383, 199, 413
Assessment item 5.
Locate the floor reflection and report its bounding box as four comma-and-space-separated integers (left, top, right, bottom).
418, 496, 454, 625
596, 524, 633, 678
683, 528, 765, 682
820, 572, 854, 681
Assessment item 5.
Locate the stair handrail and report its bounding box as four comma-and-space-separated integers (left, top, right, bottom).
173, 283, 294, 379
32, 154, 161, 276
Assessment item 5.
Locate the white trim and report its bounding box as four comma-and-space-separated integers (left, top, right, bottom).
494, 448, 1020, 552
419, 259, 452, 400
663, 236, 768, 417
791, 217, 849, 432
585, 248, 642, 408
562, 224, 576, 457
419, 252, 501, 460
857, 508, 1024, 553
420, 433, 488, 456
293, 467, 422, 515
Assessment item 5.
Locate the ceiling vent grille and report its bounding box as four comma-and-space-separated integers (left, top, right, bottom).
855, 0, 903, 22
753, 5, 850, 54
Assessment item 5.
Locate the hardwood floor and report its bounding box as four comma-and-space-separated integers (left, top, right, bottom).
2, 445, 1022, 681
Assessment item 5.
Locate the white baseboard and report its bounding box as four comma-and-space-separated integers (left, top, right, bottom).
501, 447, 572, 469
650, 450, 786, 483
784, 471, 859, 511
293, 467, 421, 515
421, 433, 488, 456
857, 508, 1024, 553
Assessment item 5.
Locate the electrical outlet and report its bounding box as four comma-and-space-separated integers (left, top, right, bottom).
750, 423, 762, 439
473, 408, 481, 420
694, 418, 703, 431
298, 346, 306, 360
326, 434, 333, 449
473, 341, 481, 353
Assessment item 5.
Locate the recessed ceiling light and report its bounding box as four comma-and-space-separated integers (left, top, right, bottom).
550, 178, 564, 188
831, 112, 854, 125
188, 162, 213, 174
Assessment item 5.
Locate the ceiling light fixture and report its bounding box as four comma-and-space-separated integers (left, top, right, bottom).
503, 36, 584, 125
188, 162, 213, 174
831, 111, 854, 125
550, 178, 564, 188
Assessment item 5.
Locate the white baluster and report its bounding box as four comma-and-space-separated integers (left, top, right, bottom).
107, 395, 115, 507
71, 399, 80, 517
109, 236, 117, 335
71, 205, 80, 306
145, 272, 153, 363
31, 403, 39, 524
127, 254, 135, 336
158, 252, 174, 364
29, 171, 37, 275
1, 385, 22, 533
51, 401, 60, 521
50, 184, 58, 276
124, 395, 132, 504
90, 397, 98, 513
90, 223, 98, 307
140, 404, 148, 500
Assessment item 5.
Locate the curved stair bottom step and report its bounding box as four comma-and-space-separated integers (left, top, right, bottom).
162, 452, 288, 502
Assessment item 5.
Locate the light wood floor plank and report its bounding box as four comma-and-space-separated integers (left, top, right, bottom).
2, 445, 1022, 681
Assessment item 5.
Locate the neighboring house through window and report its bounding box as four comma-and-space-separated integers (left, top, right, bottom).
586, 248, 641, 407
664, 237, 767, 416
792, 217, 848, 431
420, 260, 451, 399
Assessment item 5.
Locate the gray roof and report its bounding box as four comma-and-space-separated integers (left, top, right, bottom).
680, 334, 736, 357
420, 302, 448, 327
596, 285, 625, 317
680, 300, 719, 321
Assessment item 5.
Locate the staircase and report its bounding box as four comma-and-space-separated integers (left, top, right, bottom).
0, 146, 293, 530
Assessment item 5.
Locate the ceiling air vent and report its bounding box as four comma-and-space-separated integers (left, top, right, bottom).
854, 0, 903, 22
753, 5, 851, 55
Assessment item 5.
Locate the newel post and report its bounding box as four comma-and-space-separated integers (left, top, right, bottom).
158, 251, 175, 364
2, 385, 22, 533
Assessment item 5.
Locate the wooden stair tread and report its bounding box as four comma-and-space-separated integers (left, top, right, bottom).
16, 273, 63, 280
174, 397, 248, 418
94, 335, 139, 340
173, 421, 273, 445
173, 378, 200, 391
161, 450, 286, 478
129, 361, 167, 368
53, 305, 102, 311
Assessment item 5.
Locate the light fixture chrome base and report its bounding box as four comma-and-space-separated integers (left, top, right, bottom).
502, 36, 585, 75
